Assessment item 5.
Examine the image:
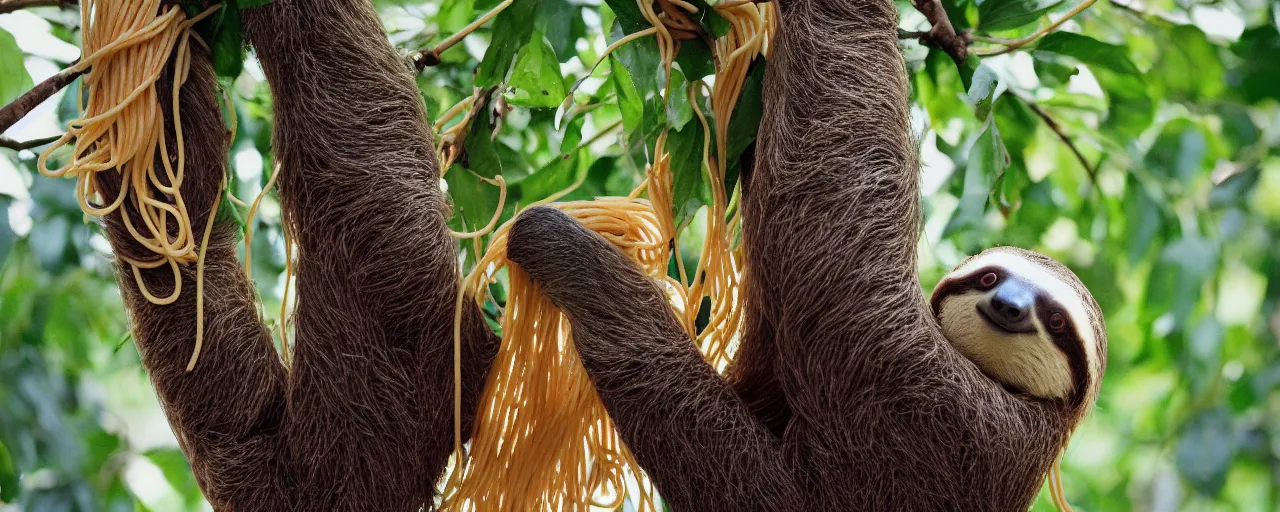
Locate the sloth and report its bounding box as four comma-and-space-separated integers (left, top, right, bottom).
504, 0, 1108, 509
98, 0, 499, 509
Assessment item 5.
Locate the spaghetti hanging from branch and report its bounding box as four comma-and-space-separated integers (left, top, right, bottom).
37, 0, 222, 369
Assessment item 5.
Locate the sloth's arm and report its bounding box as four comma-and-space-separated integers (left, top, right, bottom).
508, 206, 802, 510
741, 0, 931, 414
99, 47, 292, 509
242, 0, 498, 507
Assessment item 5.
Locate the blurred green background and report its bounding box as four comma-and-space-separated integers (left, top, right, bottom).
0, 0, 1277, 510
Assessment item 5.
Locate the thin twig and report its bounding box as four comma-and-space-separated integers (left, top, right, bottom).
911, 0, 969, 63
1019, 96, 1097, 187
0, 134, 59, 151
414, 0, 514, 70
0, 0, 71, 15
975, 0, 1098, 56
0, 64, 82, 134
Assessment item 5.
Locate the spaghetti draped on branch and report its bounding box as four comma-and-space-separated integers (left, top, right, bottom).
37, 0, 222, 368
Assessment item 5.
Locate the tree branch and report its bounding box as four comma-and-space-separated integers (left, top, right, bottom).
0, 0, 71, 15
0, 64, 82, 134
413, 0, 513, 70
910, 0, 968, 63
974, 0, 1098, 56
0, 134, 59, 151
1020, 97, 1097, 187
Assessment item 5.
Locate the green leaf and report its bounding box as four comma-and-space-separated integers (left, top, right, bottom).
475, 0, 538, 87
1031, 53, 1078, 88
946, 119, 1005, 234
666, 120, 709, 227
675, 38, 715, 81
507, 34, 567, 109
462, 104, 504, 178
514, 152, 581, 203
535, 0, 578, 63
1034, 32, 1140, 75
610, 56, 644, 135
957, 54, 983, 91
1175, 408, 1236, 496
144, 448, 201, 507
560, 115, 585, 154
978, 0, 1065, 32
723, 60, 766, 192
665, 67, 693, 131
446, 166, 504, 233
1035, 34, 1152, 139
964, 63, 1001, 120
918, 50, 969, 127
1151, 26, 1223, 101
210, 1, 246, 79
943, 0, 977, 31
237, 0, 274, 7
603, 0, 650, 33
0, 28, 33, 106
1229, 25, 1280, 104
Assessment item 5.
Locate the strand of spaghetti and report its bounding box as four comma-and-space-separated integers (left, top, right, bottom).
1050, 459, 1073, 511
433, 95, 477, 133
451, 266, 470, 466
186, 173, 225, 371
243, 163, 283, 280
279, 223, 294, 365
560, 27, 659, 112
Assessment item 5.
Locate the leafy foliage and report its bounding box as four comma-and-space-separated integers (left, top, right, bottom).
1, 0, 1278, 509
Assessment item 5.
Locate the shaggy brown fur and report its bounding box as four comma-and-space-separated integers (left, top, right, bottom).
240, 0, 499, 509
507, 0, 1102, 509
99, 1, 499, 510
99, 45, 292, 511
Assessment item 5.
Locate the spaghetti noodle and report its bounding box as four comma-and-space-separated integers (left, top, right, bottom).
441, 0, 775, 508
38, 0, 222, 369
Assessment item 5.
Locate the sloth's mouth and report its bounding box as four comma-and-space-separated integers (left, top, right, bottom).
975, 306, 1035, 335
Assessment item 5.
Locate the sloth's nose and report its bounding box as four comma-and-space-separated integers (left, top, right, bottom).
978, 280, 1036, 333
989, 294, 1028, 322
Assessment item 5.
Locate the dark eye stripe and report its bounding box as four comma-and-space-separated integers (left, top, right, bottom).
1035, 298, 1089, 408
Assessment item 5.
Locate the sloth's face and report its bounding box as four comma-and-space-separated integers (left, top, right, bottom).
930, 248, 1104, 403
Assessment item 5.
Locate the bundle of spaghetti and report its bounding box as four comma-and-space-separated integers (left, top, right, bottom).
440, 1, 775, 508
441, 198, 672, 511
676, 0, 775, 369
37, 0, 220, 369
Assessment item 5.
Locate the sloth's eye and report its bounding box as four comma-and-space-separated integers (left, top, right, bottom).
1049, 313, 1067, 332
979, 272, 998, 288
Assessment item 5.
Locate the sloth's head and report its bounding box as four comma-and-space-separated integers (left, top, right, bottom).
930, 247, 1107, 408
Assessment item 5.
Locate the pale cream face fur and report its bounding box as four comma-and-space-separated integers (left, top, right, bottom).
934, 250, 1101, 401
